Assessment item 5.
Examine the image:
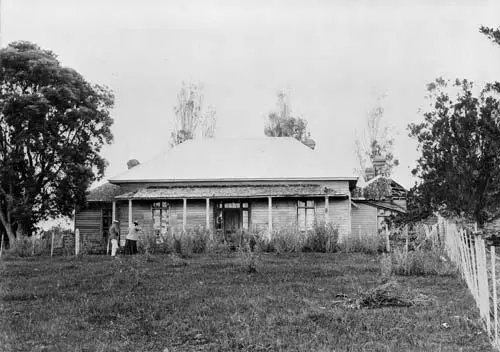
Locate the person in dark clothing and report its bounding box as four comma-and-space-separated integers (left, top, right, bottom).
125, 221, 140, 254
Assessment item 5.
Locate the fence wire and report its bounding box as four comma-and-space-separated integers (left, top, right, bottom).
433, 217, 500, 350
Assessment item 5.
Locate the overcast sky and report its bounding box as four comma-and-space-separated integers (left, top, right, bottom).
2, 0, 500, 188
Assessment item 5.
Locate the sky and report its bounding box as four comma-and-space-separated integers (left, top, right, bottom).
2, 0, 500, 189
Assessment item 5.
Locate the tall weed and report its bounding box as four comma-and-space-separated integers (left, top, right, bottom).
340, 230, 384, 254
303, 221, 339, 253
6, 236, 48, 257
392, 247, 457, 276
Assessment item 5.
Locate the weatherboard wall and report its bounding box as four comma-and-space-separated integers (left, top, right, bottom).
351, 202, 378, 236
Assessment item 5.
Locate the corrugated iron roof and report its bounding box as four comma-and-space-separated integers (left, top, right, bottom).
363, 200, 407, 213
109, 137, 358, 184
115, 184, 349, 200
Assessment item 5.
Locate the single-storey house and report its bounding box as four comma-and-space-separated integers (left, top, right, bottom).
351, 173, 408, 235
75, 137, 358, 252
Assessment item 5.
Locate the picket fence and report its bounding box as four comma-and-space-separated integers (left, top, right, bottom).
428, 216, 500, 349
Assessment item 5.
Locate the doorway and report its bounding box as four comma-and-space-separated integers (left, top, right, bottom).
223, 209, 241, 233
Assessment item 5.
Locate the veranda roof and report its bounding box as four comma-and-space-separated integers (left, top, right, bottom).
86, 182, 123, 202
115, 184, 349, 200
109, 137, 358, 186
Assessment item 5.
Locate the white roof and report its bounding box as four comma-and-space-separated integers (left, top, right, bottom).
109, 137, 358, 183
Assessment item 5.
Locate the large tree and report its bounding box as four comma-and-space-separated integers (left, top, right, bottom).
480, 25, 500, 47
408, 78, 500, 226
354, 95, 398, 182
170, 81, 217, 147
0, 42, 114, 242
264, 89, 312, 145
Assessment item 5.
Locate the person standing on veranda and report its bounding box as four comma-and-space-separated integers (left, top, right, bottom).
108, 220, 120, 257
125, 221, 141, 255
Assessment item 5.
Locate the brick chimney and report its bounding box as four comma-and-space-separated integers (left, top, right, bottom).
304, 138, 316, 150
372, 155, 386, 176
127, 159, 140, 169
365, 167, 375, 181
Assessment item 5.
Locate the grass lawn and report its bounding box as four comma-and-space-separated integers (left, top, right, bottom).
0, 252, 494, 352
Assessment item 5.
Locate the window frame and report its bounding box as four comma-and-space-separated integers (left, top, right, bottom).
101, 206, 113, 239
152, 201, 171, 243
297, 199, 316, 231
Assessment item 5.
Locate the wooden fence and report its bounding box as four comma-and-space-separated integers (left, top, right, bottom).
429, 216, 500, 349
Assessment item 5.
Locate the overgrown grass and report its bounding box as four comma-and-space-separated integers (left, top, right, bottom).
339, 229, 385, 254
392, 247, 458, 277
0, 252, 493, 352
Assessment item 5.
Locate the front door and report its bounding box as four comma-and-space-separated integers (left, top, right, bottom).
224, 210, 241, 233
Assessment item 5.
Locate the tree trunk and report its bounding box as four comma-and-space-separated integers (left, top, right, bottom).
15, 223, 25, 238
0, 209, 16, 244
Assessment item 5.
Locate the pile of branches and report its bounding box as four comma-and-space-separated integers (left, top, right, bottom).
342, 281, 434, 309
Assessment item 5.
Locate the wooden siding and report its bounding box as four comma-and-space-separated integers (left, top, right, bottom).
185, 199, 211, 229
74, 203, 110, 253
328, 198, 349, 237
246, 197, 348, 233
351, 203, 378, 236
272, 198, 297, 228
250, 199, 268, 231
78, 195, 352, 248
115, 199, 213, 244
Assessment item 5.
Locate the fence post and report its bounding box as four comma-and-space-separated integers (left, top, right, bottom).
470, 232, 479, 301
404, 225, 409, 275
480, 237, 491, 337
385, 224, 390, 252
492, 246, 498, 345
75, 228, 80, 256
0, 233, 4, 258
50, 231, 54, 257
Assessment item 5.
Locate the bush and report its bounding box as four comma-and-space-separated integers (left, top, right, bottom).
339, 230, 384, 254
137, 230, 157, 254
392, 247, 457, 276
237, 238, 260, 273
303, 221, 339, 253
6, 236, 48, 257
189, 226, 213, 254
269, 226, 307, 254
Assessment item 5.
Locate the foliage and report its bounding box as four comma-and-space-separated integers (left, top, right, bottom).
480, 25, 500, 47
264, 89, 312, 145
169, 81, 217, 146
0, 41, 114, 241
362, 177, 393, 200
339, 229, 384, 254
268, 226, 307, 253
303, 221, 339, 253
237, 238, 260, 273
188, 226, 214, 254
408, 78, 500, 225
261, 222, 340, 253
5, 236, 48, 257
392, 247, 457, 277
354, 94, 399, 181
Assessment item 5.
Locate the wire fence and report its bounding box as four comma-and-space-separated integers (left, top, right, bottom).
430, 216, 500, 349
